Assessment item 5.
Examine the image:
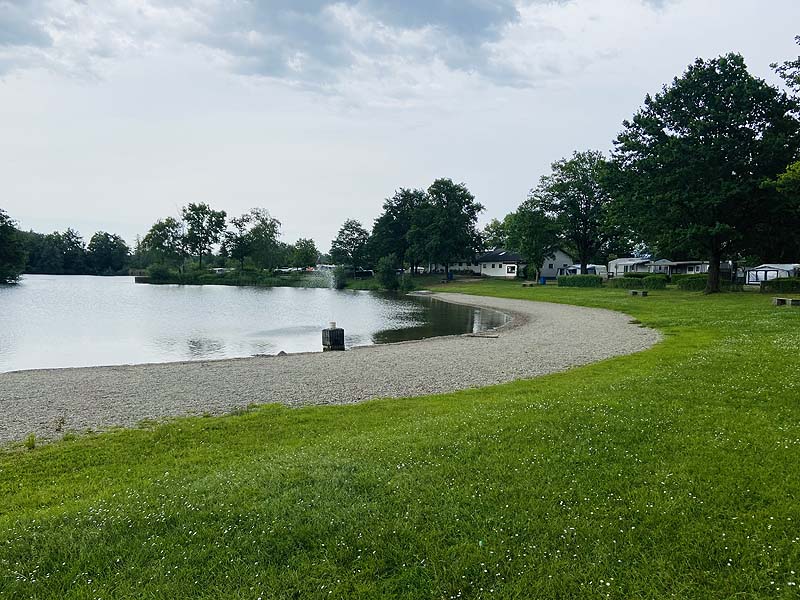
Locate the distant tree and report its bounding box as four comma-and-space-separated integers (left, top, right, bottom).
181, 203, 227, 269
247, 209, 283, 270
481, 218, 509, 250
224, 212, 254, 270
367, 188, 426, 270
610, 53, 800, 292
376, 253, 399, 291
529, 150, 613, 275
87, 232, 130, 275
772, 35, 800, 95
505, 202, 560, 280
141, 217, 185, 270
407, 179, 484, 275
53, 229, 87, 274
291, 238, 319, 268
0, 209, 26, 283
330, 219, 370, 269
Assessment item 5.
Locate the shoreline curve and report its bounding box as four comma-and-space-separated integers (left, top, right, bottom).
0, 293, 661, 445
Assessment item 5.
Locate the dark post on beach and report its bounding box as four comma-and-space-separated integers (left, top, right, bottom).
322, 321, 345, 351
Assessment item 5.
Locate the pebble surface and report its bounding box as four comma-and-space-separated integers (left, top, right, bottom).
0, 293, 660, 445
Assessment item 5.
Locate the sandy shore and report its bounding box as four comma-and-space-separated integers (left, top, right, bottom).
0, 293, 660, 445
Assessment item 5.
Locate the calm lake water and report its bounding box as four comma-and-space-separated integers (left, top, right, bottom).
0, 276, 508, 373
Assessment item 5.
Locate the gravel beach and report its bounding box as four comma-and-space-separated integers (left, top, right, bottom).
0, 293, 660, 445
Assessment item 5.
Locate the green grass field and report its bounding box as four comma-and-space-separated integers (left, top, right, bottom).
2, 281, 799, 599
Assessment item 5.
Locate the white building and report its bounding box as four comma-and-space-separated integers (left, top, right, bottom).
745, 264, 800, 285
608, 257, 650, 277
476, 249, 526, 279
539, 249, 575, 279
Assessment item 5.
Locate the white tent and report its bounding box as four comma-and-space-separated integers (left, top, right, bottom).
745, 264, 800, 285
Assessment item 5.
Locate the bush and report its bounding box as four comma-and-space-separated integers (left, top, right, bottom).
606, 277, 642, 289
760, 277, 800, 294
333, 266, 347, 290
398, 274, 415, 292
376, 254, 399, 291
620, 272, 650, 279
643, 275, 668, 290
671, 273, 704, 284
557, 275, 603, 287
676, 275, 709, 291
147, 264, 173, 282
676, 274, 742, 292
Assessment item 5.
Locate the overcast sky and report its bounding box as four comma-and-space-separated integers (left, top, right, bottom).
1, 0, 798, 251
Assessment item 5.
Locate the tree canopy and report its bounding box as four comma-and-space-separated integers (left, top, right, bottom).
529, 150, 613, 274
330, 219, 370, 269
0, 209, 26, 284
181, 203, 227, 268
610, 53, 800, 292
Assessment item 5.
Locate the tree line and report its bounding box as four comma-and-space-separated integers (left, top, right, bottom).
2, 40, 800, 292
327, 42, 800, 293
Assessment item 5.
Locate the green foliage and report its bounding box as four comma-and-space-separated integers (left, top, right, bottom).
643, 275, 668, 289
606, 277, 643, 289
181, 203, 227, 268
407, 179, 484, 270
759, 277, 800, 293
0, 209, 26, 283
141, 217, 185, 270
376, 254, 399, 291
330, 219, 370, 268
676, 275, 710, 291
557, 274, 602, 287
530, 150, 615, 270
147, 263, 173, 282
87, 231, 130, 275
367, 188, 426, 269
23, 433, 35, 450
247, 209, 284, 270
481, 218, 508, 249
610, 53, 800, 292
504, 201, 559, 280
619, 272, 650, 279
332, 265, 347, 289
291, 238, 319, 268
398, 273, 415, 292
772, 34, 800, 94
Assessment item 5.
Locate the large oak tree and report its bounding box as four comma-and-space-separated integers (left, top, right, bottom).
610, 53, 800, 293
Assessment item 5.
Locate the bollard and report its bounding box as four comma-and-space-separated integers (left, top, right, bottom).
322, 321, 345, 351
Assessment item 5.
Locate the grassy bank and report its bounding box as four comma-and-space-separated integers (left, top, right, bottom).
2, 282, 799, 598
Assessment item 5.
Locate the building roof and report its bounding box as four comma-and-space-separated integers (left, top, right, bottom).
609, 257, 650, 265
749, 264, 800, 271
477, 249, 525, 263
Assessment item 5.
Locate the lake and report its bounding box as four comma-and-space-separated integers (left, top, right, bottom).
0, 276, 508, 373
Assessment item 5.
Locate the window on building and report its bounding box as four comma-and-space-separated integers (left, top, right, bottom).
491, 264, 496, 269
548, 263, 553, 269
507, 265, 516, 274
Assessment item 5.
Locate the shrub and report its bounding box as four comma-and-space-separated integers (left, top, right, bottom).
760, 277, 800, 294
606, 277, 642, 289
676, 275, 709, 291
398, 274, 415, 292
333, 266, 347, 290
24, 433, 36, 450
620, 272, 650, 279
557, 275, 602, 287
147, 264, 173, 282
676, 274, 742, 292
376, 254, 399, 291
643, 275, 668, 290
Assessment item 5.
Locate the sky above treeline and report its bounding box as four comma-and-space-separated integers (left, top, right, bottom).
2, 0, 799, 251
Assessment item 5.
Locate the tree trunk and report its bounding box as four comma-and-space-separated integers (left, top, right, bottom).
705, 243, 722, 294
198, 252, 203, 269
580, 256, 588, 275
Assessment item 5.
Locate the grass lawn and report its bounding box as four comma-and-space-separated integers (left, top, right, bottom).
2, 281, 799, 598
